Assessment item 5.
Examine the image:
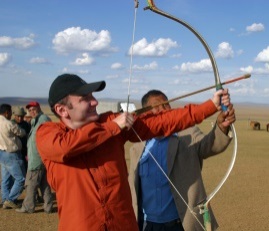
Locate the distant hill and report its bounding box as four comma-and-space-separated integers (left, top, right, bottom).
0, 97, 142, 106
0, 97, 49, 106
1, 96, 268, 108
0, 97, 123, 106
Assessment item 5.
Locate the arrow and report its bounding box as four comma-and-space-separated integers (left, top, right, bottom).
133, 73, 251, 115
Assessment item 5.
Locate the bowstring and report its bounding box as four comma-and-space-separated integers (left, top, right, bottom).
126, 0, 139, 113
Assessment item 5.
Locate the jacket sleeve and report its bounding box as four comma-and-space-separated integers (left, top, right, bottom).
192, 124, 232, 160
128, 100, 218, 142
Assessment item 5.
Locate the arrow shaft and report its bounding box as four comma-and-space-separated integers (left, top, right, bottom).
133, 74, 250, 115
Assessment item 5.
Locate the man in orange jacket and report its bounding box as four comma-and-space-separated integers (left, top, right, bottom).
36, 73, 231, 231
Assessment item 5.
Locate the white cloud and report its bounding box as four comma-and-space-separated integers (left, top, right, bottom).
29, 57, 50, 64
246, 23, 265, 32
129, 38, 178, 57
240, 66, 253, 73
72, 53, 94, 66
0, 53, 12, 66
132, 61, 158, 70
240, 64, 269, 75
255, 46, 269, 62
111, 62, 123, 70
215, 42, 234, 59
180, 59, 212, 73
253, 64, 269, 74
0, 35, 36, 49
52, 27, 113, 54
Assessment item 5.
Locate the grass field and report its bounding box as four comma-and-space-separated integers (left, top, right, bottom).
0, 103, 268, 231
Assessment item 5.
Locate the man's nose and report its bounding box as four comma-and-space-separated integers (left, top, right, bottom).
159, 104, 166, 111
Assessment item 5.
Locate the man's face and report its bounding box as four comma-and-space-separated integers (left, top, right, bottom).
28, 106, 39, 118
65, 93, 99, 125
146, 95, 171, 114
14, 115, 24, 123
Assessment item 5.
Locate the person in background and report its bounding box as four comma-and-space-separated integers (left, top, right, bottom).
128, 90, 236, 231
12, 107, 31, 172
0, 104, 26, 209
14, 107, 44, 203
16, 101, 53, 214
35, 73, 231, 231
23, 110, 32, 124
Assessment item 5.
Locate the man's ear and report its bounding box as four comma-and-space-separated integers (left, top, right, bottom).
54, 104, 69, 118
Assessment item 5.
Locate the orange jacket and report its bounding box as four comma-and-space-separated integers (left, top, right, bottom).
36, 100, 216, 231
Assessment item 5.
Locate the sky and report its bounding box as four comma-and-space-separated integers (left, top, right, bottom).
0, 0, 269, 105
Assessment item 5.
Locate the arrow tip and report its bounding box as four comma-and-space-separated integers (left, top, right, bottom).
244, 73, 251, 79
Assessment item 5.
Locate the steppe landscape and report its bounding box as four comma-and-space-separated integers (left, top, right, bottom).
0, 100, 268, 231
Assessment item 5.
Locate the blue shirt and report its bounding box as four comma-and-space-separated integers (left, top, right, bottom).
139, 135, 179, 223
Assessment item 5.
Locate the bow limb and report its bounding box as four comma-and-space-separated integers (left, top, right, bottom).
144, 0, 238, 229
205, 124, 238, 204
145, 0, 221, 86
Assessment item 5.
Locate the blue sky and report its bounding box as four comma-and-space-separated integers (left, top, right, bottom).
0, 0, 268, 104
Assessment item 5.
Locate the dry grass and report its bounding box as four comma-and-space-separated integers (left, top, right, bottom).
0, 103, 268, 230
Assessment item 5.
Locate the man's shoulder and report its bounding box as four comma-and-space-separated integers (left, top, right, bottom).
172, 126, 205, 146
38, 113, 51, 122
0, 116, 11, 128
130, 142, 146, 157
37, 120, 62, 131
178, 126, 200, 137
5, 118, 17, 127
131, 142, 145, 149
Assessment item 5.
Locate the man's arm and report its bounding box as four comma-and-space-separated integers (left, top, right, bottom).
10, 121, 26, 137
195, 104, 236, 159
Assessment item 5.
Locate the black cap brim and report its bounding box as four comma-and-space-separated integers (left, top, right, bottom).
73, 81, 106, 96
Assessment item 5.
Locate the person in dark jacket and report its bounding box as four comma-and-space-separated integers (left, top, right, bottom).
12, 107, 31, 172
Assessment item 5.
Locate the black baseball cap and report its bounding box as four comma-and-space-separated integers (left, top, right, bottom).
48, 74, 106, 107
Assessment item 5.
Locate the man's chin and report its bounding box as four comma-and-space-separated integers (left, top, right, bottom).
88, 113, 99, 122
